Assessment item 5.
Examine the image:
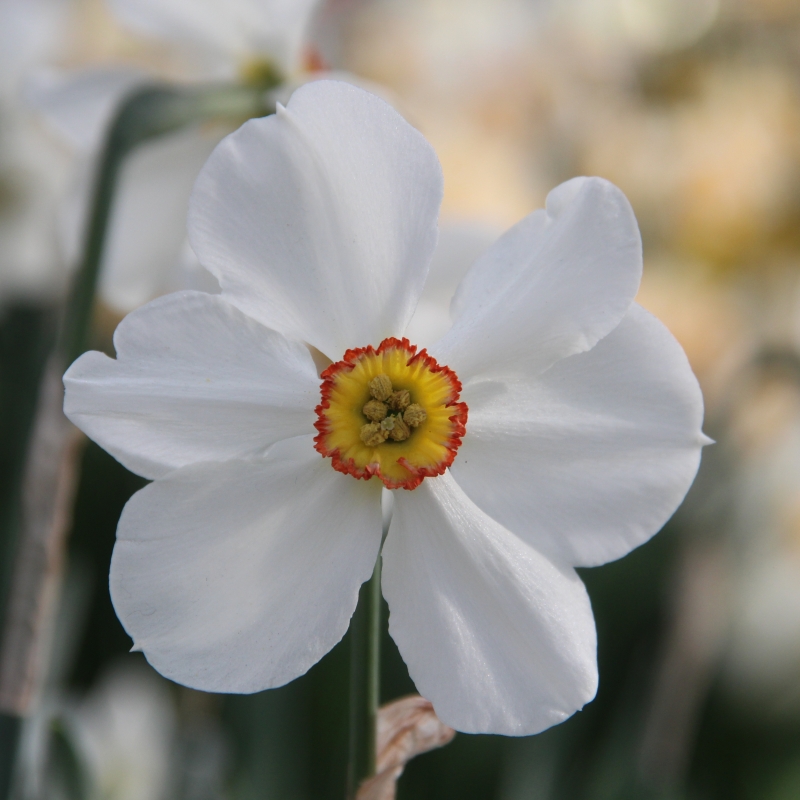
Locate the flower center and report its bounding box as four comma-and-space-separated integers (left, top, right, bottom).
238, 57, 283, 89
313, 338, 468, 490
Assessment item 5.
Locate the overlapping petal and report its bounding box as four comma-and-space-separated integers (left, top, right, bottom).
63, 291, 319, 480
382, 471, 597, 736
403, 222, 499, 348
111, 435, 383, 693
430, 177, 642, 382
450, 304, 708, 568
188, 79, 443, 360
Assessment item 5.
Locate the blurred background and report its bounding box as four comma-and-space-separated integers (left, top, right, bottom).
3, 0, 800, 797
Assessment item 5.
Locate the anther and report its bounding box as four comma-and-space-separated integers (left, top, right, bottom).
360, 422, 389, 447
388, 416, 411, 441
369, 374, 393, 401
362, 399, 388, 421
404, 404, 427, 427
388, 389, 410, 411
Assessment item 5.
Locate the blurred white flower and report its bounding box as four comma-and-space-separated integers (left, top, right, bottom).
41, 82, 225, 313
17, 662, 176, 800
69, 663, 176, 800
723, 391, 800, 716
108, 0, 324, 79
63, 80, 708, 735
562, 0, 718, 53
26, 66, 230, 314
27, 0, 332, 314
0, 0, 72, 301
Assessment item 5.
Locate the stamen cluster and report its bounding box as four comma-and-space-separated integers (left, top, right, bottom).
360, 374, 427, 446
313, 336, 468, 490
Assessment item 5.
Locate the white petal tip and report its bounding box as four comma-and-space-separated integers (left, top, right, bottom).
545, 176, 590, 218
129, 643, 143, 653
700, 433, 715, 446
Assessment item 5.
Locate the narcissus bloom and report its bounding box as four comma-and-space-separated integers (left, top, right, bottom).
108, 0, 323, 79
63, 80, 708, 735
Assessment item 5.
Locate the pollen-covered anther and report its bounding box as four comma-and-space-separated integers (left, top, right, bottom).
360, 422, 389, 447
314, 338, 469, 490
369, 374, 393, 402
363, 399, 388, 422
404, 404, 427, 427
388, 389, 411, 411
388, 416, 410, 442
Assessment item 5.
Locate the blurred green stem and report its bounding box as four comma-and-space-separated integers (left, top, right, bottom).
47, 717, 89, 800
347, 556, 382, 799
0, 715, 20, 800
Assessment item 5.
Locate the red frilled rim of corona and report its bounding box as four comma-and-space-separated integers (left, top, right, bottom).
313, 337, 468, 490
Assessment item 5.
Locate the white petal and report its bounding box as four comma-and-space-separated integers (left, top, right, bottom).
109, 0, 321, 72
403, 221, 500, 348
27, 67, 147, 153
0, 99, 70, 299
430, 178, 642, 381
451, 304, 709, 568
0, 0, 68, 82
110, 435, 383, 693
175, 239, 221, 295
382, 471, 597, 736
99, 125, 223, 312
64, 291, 319, 480
188, 79, 443, 360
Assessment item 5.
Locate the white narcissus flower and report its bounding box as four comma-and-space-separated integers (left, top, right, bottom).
63, 80, 708, 735
108, 0, 324, 79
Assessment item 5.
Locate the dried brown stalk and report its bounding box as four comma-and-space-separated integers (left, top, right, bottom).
638, 542, 729, 788
356, 695, 456, 800
0, 355, 83, 714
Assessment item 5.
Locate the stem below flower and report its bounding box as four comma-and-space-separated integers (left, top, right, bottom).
346, 555, 382, 799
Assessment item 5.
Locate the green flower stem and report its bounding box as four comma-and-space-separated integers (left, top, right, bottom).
347, 555, 383, 799
0, 715, 20, 800
0, 81, 277, 800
